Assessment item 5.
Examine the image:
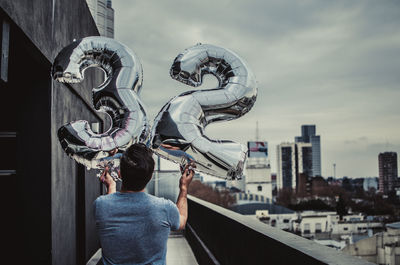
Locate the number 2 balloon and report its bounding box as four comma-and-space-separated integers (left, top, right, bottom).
52, 38, 257, 180
150, 43, 257, 180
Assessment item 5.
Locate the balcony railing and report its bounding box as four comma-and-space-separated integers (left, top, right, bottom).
186, 195, 374, 265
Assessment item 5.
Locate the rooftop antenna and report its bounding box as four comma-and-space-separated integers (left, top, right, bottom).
333, 163, 336, 179
256, 121, 259, 141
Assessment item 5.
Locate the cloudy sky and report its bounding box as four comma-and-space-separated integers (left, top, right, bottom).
112, 0, 400, 178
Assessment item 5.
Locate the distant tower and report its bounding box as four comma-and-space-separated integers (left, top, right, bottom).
86, 0, 115, 38
245, 140, 272, 201
295, 125, 321, 177
378, 152, 398, 194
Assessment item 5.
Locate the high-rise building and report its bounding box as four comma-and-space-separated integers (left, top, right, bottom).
276, 142, 312, 192
295, 125, 321, 177
277, 143, 296, 190
86, 0, 115, 38
378, 152, 398, 194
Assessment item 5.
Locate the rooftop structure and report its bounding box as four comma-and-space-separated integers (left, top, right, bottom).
343, 222, 400, 265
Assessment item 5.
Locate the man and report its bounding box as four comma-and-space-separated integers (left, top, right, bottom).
94, 143, 194, 265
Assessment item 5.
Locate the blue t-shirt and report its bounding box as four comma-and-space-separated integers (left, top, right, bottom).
94, 192, 180, 265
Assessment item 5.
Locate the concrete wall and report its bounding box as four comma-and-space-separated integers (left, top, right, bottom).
0, 1, 105, 264
52, 79, 103, 265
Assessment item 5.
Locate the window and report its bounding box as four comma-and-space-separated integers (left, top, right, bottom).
304, 223, 310, 234
343, 227, 348, 231
258, 185, 262, 191
283, 219, 289, 223
315, 223, 322, 233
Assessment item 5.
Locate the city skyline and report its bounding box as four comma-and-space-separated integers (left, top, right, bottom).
111, 0, 400, 178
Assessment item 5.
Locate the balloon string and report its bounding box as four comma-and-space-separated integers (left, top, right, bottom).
148, 173, 181, 182
96, 170, 181, 183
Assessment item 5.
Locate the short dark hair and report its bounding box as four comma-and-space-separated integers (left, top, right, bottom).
120, 143, 155, 191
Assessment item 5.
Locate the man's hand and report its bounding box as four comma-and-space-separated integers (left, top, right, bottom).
100, 166, 117, 194
179, 163, 195, 192
176, 163, 195, 230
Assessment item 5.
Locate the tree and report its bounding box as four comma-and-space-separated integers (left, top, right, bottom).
276, 187, 294, 207
336, 195, 347, 220
342, 177, 352, 192
188, 180, 236, 208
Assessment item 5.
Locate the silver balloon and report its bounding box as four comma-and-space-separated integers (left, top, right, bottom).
150, 43, 257, 179
52, 36, 149, 170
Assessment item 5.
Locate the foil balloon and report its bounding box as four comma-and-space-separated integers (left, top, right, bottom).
52, 36, 149, 174
150, 43, 257, 179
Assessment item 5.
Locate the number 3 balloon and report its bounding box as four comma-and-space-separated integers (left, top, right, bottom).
150, 43, 257, 179
52, 36, 149, 170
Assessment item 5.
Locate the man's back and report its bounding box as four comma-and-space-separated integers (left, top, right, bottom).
94, 192, 180, 265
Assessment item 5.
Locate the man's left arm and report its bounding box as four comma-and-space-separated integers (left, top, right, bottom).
175, 164, 195, 230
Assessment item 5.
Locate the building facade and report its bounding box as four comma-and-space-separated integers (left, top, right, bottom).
86, 0, 114, 38
276, 142, 312, 192
0, 1, 105, 264
295, 125, 321, 177
378, 152, 398, 194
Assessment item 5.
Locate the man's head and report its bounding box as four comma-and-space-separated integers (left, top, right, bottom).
120, 143, 155, 191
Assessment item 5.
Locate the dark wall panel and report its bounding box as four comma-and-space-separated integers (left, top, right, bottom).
0, 1, 105, 264
0, 11, 53, 263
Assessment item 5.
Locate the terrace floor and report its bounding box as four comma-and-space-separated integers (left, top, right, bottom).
87, 231, 198, 265
166, 231, 198, 265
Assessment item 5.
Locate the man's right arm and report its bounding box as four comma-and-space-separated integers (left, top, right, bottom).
99, 166, 116, 195
176, 165, 194, 230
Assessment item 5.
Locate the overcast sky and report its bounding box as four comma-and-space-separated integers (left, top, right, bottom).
112, 0, 400, 178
